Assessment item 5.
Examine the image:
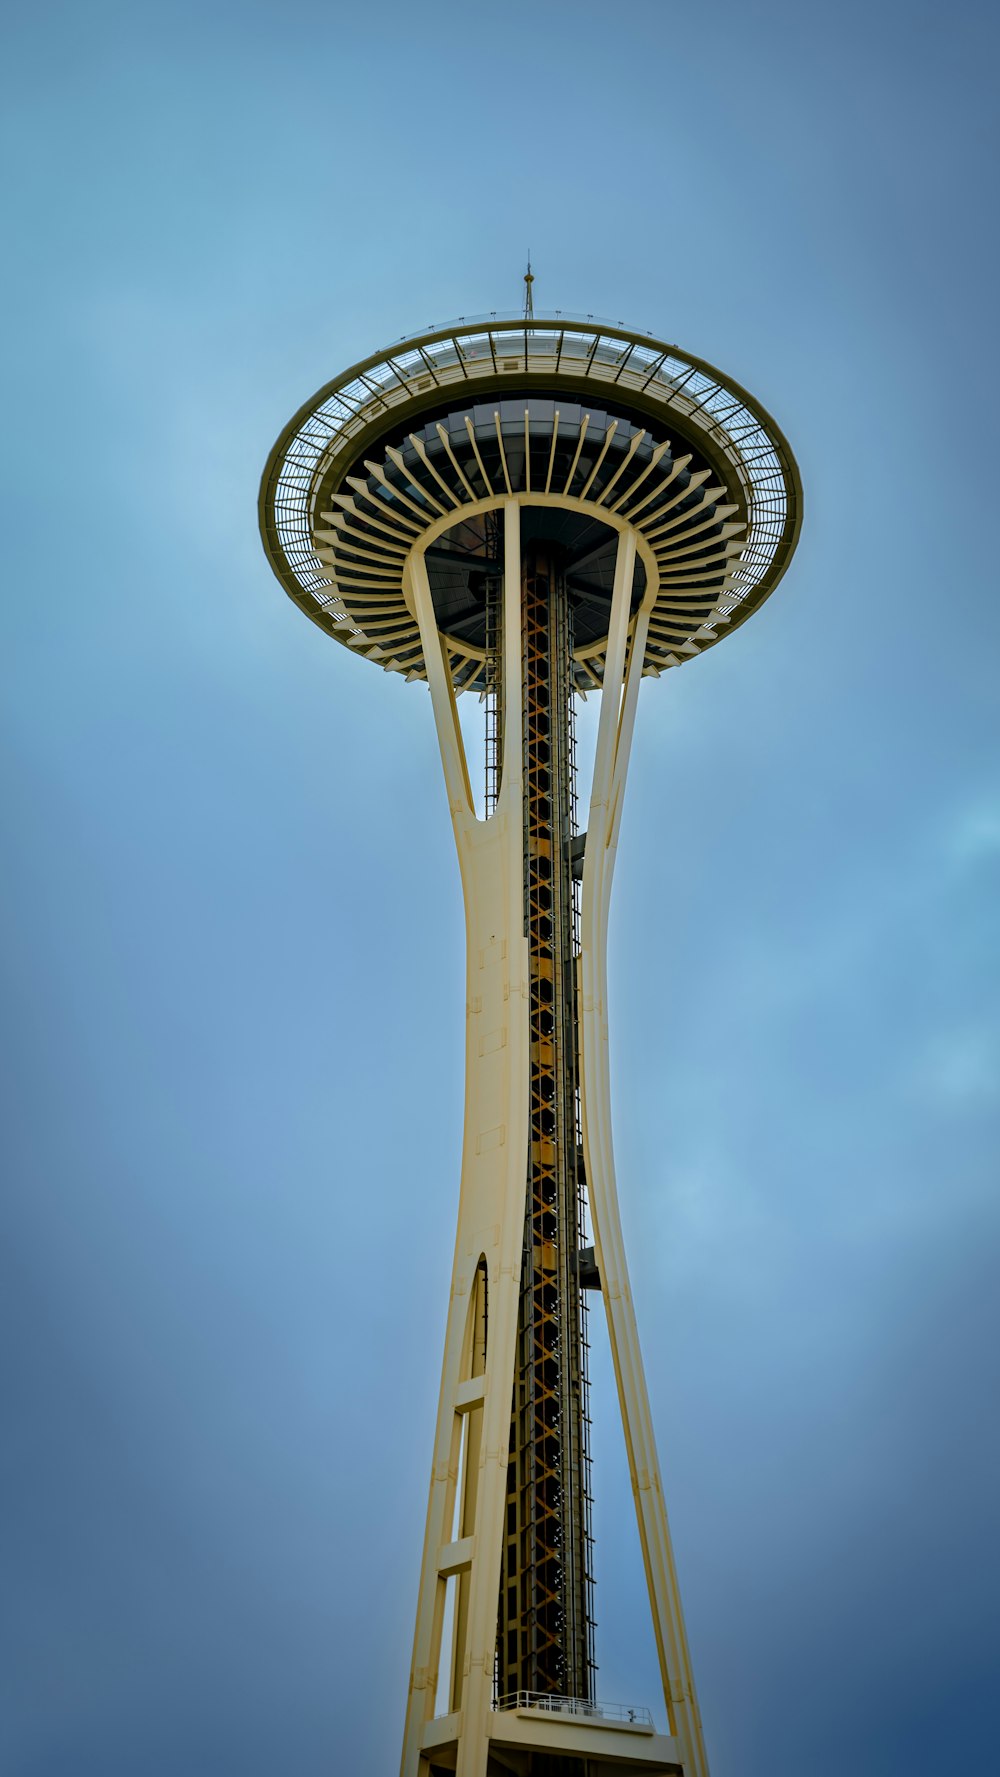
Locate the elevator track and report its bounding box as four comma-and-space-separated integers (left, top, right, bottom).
497, 540, 595, 1704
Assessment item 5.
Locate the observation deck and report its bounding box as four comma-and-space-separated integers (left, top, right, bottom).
259, 313, 801, 689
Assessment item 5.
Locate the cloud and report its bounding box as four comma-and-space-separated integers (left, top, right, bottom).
913, 1024, 999, 1107
944, 796, 1000, 871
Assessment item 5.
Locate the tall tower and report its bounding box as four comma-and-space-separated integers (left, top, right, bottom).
259, 296, 801, 1777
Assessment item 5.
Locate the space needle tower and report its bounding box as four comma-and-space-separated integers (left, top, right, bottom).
259, 270, 801, 1777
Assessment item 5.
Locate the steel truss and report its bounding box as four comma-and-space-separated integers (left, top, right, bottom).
499, 544, 593, 1703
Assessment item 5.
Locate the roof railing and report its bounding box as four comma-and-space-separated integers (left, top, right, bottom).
396, 310, 650, 341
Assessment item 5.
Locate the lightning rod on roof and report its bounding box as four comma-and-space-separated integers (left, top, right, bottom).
523, 253, 534, 320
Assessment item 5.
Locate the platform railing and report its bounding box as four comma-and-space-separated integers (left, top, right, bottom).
494, 1691, 654, 1728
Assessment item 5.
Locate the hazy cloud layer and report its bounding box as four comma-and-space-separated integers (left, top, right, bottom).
2, 3, 998, 1774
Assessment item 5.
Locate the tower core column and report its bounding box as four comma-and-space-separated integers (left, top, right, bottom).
501, 540, 592, 1704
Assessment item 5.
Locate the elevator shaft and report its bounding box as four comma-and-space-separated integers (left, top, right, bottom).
498, 542, 593, 1702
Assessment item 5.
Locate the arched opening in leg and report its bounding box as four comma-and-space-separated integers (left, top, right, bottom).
461, 1255, 488, 1381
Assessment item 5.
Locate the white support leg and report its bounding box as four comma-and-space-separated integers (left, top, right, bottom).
400, 503, 530, 1777
579, 529, 710, 1777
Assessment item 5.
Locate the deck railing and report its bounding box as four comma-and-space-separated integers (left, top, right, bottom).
494, 1691, 653, 1728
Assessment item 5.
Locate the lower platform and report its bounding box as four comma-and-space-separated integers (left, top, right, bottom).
421, 1699, 683, 1776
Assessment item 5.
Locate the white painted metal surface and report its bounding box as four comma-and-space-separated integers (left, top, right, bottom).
399, 498, 707, 1777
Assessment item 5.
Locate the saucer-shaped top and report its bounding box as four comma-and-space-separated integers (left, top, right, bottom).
259, 315, 801, 688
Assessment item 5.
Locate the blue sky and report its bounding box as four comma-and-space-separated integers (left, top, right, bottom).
2, 3, 998, 1774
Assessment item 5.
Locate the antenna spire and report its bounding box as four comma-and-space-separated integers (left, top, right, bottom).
523, 253, 534, 321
